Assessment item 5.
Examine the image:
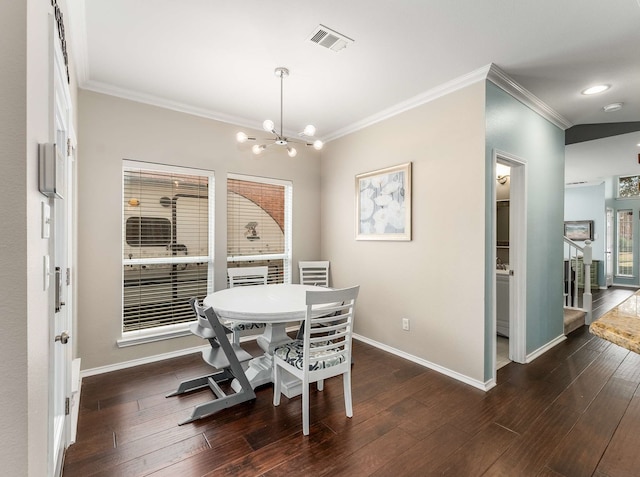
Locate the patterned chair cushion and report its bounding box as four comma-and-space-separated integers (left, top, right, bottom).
228, 322, 266, 332
274, 339, 345, 371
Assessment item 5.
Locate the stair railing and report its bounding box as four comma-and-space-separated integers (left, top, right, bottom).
563, 237, 592, 324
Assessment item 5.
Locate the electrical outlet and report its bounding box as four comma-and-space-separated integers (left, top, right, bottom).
402, 318, 410, 331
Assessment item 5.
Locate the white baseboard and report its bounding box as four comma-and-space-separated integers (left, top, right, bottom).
352, 333, 492, 391
82, 329, 500, 393
80, 325, 300, 378
70, 358, 82, 444
525, 334, 566, 363
81, 344, 209, 378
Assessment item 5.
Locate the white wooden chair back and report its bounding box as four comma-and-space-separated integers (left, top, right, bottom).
303, 286, 357, 374
227, 266, 268, 287
298, 260, 330, 287
273, 285, 359, 435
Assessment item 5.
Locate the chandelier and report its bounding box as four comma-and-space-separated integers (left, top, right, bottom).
236, 67, 323, 157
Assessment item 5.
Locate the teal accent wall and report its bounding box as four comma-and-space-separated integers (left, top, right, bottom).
484, 81, 566, 381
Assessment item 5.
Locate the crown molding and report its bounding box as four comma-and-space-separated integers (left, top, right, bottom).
487, 64, 573, 130
326, 63, 573, 142
82, 79, 268, 132
323, 64, 492, 142
76, 60, 572, 143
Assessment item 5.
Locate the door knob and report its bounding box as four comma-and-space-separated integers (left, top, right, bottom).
55, 331, 70, 344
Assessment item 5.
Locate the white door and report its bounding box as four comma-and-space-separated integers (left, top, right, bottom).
50, 16, 73, 477
606, 207, 614, 287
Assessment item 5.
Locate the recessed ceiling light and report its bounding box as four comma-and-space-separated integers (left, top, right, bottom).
603, 102, 623, 112
581, 85, 610, 95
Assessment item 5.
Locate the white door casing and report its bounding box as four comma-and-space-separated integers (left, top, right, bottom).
49, 13, 74, 477
493, 150, 527, 377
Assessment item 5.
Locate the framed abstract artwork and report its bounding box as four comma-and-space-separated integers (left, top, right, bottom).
355, 162, 412, 241
564, 220, 594, 241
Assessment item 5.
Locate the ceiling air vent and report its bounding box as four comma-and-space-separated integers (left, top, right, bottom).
308, 24, 354, 52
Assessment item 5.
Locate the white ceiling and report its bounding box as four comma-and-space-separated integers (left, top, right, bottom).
566, 131, 640, 184
66, 0, 640, 143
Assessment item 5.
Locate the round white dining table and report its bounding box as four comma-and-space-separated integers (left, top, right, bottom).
203, 283, 325, 395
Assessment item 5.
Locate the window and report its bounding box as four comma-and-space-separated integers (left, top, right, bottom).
618, 175, 640, 198
227, 174, 292, 283
125, 217, 172, 246
122, 162, 214, 337
617, 210, 633, 276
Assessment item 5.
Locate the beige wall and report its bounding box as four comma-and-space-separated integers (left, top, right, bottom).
1, 1, 65, 475
321, 82, 487, 383
77, 90, 321, 369
1, 3, 30, 474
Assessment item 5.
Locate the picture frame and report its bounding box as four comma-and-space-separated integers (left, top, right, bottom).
564, 220, 594, 241
355, 162, 412, 241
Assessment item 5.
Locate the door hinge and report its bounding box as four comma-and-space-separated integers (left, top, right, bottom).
67, 138, 72, 158
65, 397, 70, 415
66, 267, 71, 286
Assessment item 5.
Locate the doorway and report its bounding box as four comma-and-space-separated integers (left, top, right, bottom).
494, 151, 527, 377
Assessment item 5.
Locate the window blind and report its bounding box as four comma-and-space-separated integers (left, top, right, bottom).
227, 175, 292, 284
122, 164, 213, 333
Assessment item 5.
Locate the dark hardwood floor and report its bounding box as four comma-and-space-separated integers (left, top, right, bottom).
64, 287, 640, 476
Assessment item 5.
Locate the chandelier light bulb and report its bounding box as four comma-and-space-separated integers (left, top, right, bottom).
263, 119, 274, 132
313, 140, 323, 150
287, 146, 297, 158
303, 124, 316, 137
252, 144, 264, 155
236, 132, 248, 143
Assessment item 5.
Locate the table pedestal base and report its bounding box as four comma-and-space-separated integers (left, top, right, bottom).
231, 354, 302, 398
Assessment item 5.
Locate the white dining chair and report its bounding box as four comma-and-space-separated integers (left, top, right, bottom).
298, 260, 330, 287
296, 261, 331, 340
272, 285, 359, 436
226, 266, 268, 345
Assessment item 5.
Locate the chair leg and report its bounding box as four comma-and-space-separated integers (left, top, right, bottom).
233, 329, 241, 346
302, 379, 310, 436
273, 362, 281, 406
343, 371, 353, 418
317, 379, 324, 391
